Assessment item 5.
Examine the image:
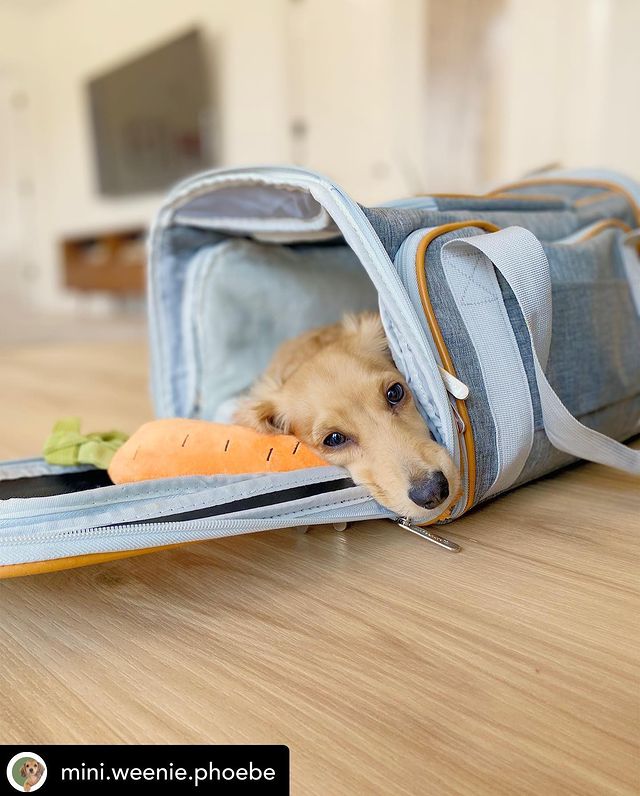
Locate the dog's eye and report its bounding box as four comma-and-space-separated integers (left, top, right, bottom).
386, 382, 405, 405
323, 432, 347, 447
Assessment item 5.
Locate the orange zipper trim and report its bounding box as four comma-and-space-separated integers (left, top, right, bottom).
0, 543, 188, 579
414, 220, 499, 520
574, 190, 618, 207
482, 192, 567, 204
489, 177, 640, 225
569, 218, 632, 243
415, 191, 564, 203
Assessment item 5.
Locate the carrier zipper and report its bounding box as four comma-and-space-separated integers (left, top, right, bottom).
394, 517, 461, 552
0, 474, 361, 531
555, 218, 632, 245
3, 500, 378, 547
1, 502, 380, 576
438, 367, 469, 400
1, 503, 455, 577
394, 229, 471, 522
9, 511, 460, 553
415, 219, 499, 524
450, 398, 466, 433
488, 176, 640, 225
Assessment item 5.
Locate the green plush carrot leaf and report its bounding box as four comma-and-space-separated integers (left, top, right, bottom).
43, 417, 129, 469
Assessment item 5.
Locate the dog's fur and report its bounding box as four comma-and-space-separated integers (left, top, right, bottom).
235, 312, 460, 519
19, 759, 44, 792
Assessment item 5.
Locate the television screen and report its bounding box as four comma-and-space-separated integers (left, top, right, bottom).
88, 29, 214, 196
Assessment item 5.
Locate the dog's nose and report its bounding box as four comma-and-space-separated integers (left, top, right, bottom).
408, 471, 449, 510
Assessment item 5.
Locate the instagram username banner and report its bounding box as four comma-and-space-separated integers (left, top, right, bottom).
2, 745, 289, 795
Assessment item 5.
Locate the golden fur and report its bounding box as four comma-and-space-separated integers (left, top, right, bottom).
19, 759, 44, 792
235, 312, 460, 519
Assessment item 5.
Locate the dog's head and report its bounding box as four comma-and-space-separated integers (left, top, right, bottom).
20, 759, 44, 783
235, 313, 460, 520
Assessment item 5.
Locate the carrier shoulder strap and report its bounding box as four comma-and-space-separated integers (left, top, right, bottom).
442, 226, 640, 475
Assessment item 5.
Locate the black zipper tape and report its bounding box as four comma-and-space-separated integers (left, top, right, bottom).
0, 469, 113, 500
110, 477, 355, 526
0, 470, 355, 526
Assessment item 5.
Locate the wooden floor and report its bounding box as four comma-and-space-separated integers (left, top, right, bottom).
1, 341, 638, 795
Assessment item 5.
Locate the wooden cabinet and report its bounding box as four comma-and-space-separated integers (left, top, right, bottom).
62, 228, 146, 294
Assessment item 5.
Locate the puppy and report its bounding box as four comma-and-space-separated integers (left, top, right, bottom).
20, 759, 44, 792
235, 312, 460, 519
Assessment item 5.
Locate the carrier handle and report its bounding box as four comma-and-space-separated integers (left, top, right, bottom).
442, 226, 640, 475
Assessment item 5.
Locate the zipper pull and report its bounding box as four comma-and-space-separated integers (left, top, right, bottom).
450, 399, 466, 433
438, 367, 469, 400
394, 517, 461, 552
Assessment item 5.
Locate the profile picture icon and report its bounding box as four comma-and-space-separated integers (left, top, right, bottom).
6, 752, 47, 792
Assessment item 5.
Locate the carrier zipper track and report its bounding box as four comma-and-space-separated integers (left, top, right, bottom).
489, 176, 640, 225
395, 221, 501, 524
413, 221, 499, 519
555, 218, 632, 245
0, 475, 361, 537
0, 498, 382, 578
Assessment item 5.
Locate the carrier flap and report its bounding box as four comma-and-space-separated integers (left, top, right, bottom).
0, 457, 391, 577
148, 166, 457, 458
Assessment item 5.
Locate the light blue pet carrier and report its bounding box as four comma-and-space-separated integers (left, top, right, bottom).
1, 167, 639, 576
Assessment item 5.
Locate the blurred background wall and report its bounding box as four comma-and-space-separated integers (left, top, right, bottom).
0, 0, 638, 340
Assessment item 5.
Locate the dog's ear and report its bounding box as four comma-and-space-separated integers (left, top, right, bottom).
234, 381, 290, 435
20, 763, 27, 778
234, 397, 281, 434
342, 312, 391, 359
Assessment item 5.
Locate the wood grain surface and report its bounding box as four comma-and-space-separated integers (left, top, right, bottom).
0, 341, 638, 795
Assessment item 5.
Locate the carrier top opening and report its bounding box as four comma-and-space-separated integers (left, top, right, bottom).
174, 181, 340, 238
149, 166, 455, 453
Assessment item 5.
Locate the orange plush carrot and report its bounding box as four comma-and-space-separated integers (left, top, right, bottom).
108, 418, 328, 484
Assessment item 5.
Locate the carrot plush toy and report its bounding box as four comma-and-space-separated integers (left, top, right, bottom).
108, 418, 328, 484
